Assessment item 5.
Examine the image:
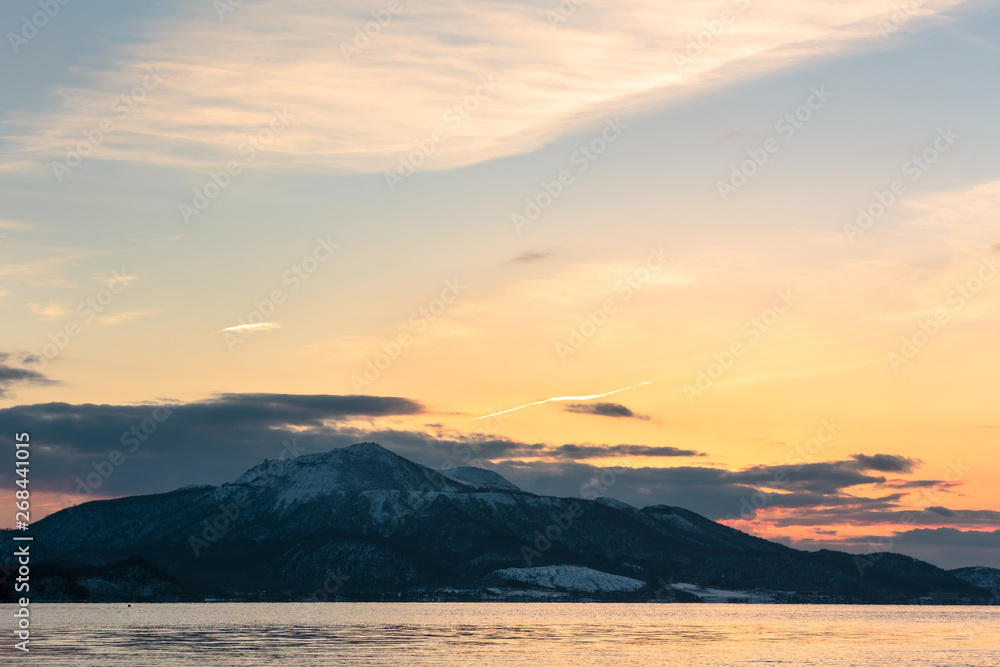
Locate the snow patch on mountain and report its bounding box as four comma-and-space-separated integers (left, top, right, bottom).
950, 566, 1000, 590
650, 511, 699, 532
594, 497, 638, 512
491, 565, 645, 593
441, 466, 523, 492
230, 442, 474, 508
669, 582, 772, 602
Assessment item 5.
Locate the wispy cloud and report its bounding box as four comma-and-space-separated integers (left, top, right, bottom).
218, 322, 281, 334
27, 302, 70, 319
473, 381, 652, 420
94, 308, 162, 326
511, 249, 557, 264
1, 0, 970, 174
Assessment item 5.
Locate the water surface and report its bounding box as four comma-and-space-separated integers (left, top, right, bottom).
11, 603, 1000, 666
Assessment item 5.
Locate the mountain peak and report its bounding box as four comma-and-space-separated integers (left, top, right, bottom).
232, 442, 471, 506
343, 441, 390, 453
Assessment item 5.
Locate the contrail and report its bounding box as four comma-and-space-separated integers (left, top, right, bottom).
472, 381, 652, 420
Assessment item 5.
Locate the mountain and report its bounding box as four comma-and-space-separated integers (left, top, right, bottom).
950, 566, 1000, 593
1, 442, 994, 603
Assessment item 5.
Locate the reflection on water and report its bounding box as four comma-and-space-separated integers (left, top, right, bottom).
11, 603, 1000, 666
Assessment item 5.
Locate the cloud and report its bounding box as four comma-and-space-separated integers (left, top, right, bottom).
93, 308, 162, 326
474, 381, 652, 420
218, 322, 281, 334
548, 443, 704, 459
880, 479, 950, 489
1, 0, 971, 174
888, 527, 1000, 547
750, 506, 1000, 528
725, 461, 889, 495
27, 303, 70, 319
785, 527, 1000, 569
0, 392, 975, 541
0, 394, 425, 497
510, 250, 557, 264
563, 401, 649, 419
850, 453, 920, 473
0, 357, 56, 398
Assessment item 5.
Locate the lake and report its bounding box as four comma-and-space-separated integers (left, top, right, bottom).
9, 603, 1000, 665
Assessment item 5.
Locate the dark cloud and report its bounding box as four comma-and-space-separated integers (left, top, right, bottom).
0, 357, 55, 397
0, 393, 969, 543
549, 444, 705, 459
510, 249, 556, 263
786, 528, 1000, 569
725, 461, 887, 495
753, 506, 1000, 528
0, 394, 424, 500
187, 393, 423, 423
563, 402, 648, 419
755, 492, 907, 511
851, 453, 919, 473
889, 527, 1000, 548
924, 507, 1000, 522
881, 479, 946, 489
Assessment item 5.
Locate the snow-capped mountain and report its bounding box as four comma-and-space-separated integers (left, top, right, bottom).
1, 443, 992, 603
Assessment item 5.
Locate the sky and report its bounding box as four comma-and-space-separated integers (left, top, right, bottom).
1, 0, 998, 570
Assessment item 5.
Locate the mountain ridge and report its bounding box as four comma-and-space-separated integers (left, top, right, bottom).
1, 442, 993, 604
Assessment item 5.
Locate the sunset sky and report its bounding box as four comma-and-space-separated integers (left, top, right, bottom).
1, 0, 998, 569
